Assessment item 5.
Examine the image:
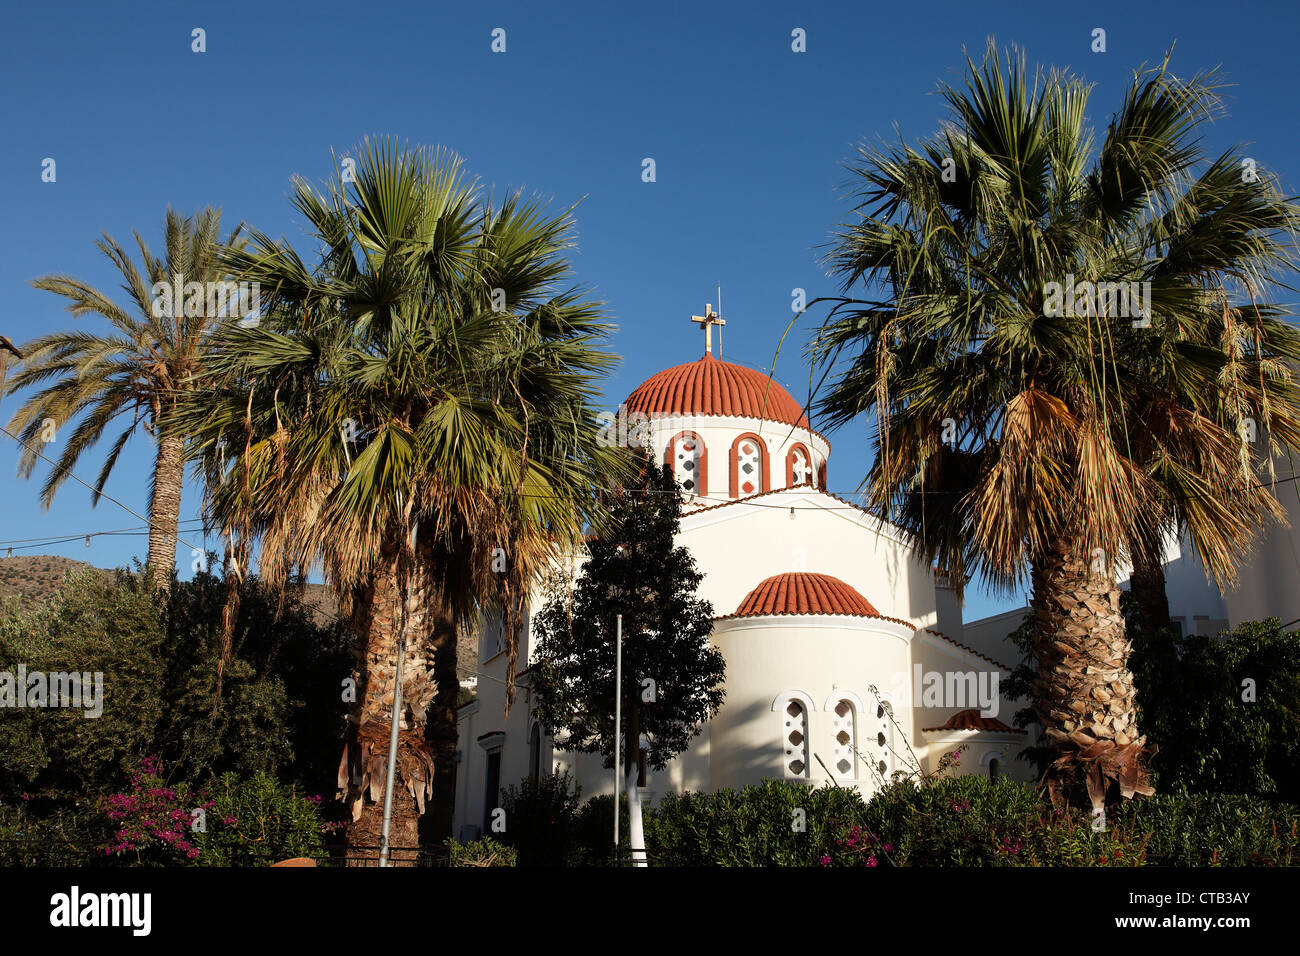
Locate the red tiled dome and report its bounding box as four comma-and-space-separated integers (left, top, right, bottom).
624, 353, 809, 428
733, 572, 880, 618
922, 709, 1025, 734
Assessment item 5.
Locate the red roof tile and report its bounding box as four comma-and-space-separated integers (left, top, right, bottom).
922, 708, 1026, 734
625, 353, 810, 428
729, 572, 881, 618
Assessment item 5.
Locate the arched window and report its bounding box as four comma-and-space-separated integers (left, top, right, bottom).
988, 757, 1000, 780
783, 700, 809, 778
729, 433, 769, 498
831, 699, 857, 779
817, 460, 827, 490
786, 443, 814, 488
527, 723, 541, 783
665, 431, 707, 498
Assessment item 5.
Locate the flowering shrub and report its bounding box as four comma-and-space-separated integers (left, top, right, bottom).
102, 757, 210, 864
101, 758, 329, 866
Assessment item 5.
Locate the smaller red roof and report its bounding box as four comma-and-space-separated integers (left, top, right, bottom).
731, 572, 880, 618
922, 708, 1025, 734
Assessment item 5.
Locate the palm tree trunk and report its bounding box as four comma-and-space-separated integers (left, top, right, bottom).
423, 612, 460, 848
211, 534, 249, 721
1129, 546, 1172, 639
1030, 526, 1154, 813
145, 431, 185, 586
339, 545, 438, 866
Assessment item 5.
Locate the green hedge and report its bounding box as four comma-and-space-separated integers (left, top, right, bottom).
460, 772, 1300, 867
645, 779, 867, 866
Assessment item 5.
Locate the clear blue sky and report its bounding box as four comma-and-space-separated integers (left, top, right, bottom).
2, 0, 1297, 622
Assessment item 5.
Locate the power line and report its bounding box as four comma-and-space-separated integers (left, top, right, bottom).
0, 520, 207, 549
0, 425, 205, 555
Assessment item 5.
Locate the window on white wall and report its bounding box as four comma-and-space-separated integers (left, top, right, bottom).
832, 699, 856, 779
988, 757, 1001, 780
874, 701, 893, 780
783, 700, 809, 778
673, 434, 703, 496
791, 446, 812, 487
735, 438, 762, 496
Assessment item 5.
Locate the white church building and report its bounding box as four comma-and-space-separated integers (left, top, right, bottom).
452, 310, 1032, 841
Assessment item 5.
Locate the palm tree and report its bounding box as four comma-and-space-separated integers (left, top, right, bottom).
5, 208, 245, 585
811, 45, 1300, 811
182, 140, 628, 858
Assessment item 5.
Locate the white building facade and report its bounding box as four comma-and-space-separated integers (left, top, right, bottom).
453, 327, 1031, 842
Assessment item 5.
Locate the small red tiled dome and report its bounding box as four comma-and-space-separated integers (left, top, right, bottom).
733, 572, 880, 618
922, 709, 1025, 734
624, 353, 809, 428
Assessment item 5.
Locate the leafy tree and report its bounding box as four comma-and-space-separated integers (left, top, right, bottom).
530, 455, 725, 860
0, 567, 350, 808
811, 44, 1300, 810
5, 208, 244, 585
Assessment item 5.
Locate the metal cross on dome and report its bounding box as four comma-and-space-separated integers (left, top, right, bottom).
691, 303, 726, 355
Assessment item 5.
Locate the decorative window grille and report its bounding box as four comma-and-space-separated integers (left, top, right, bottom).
832, 699, 856, 779
874, 701, 893, 780
673, 435, 703, 496
736, 439, 761, 496
783, 700, 809, 778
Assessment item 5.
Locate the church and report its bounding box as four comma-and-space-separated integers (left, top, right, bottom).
452, 305, 1035, 842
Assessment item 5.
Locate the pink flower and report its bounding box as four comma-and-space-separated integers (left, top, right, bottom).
819, 854, 831, 866
866, 855, 878, 867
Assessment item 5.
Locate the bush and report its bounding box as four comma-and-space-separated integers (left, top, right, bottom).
856, 776, 1146, 866
1119, 792, 1299, 866
190, 772, 330, 866
0, 801, 115, 867
644, 779, 868, 866
98, 758, 330, 866
449, 837, 517, 866
496, 771, 582, 866
570, 793, 629, 866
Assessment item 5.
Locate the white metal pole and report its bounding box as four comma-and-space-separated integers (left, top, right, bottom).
377, 586, 410, 868
613, 613, 622, 864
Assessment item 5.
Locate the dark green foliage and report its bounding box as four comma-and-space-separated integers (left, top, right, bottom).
191, 772, 329, 866
856, 775, 1147, 866
156, 569, 352, 795
570, 793, 630, 866
644, 779, 869, 866
634, 776, 1296, 866
1117, 792, 1298, 866
1128, 614, 1300, 800
531, 456, 725, 773
449, 837, 517, 866
0, 567, 351, 862
0, 570, 166, 801
1007, 602, 1300, 801
497, 771, 583, 866
0, 802, 117, 867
